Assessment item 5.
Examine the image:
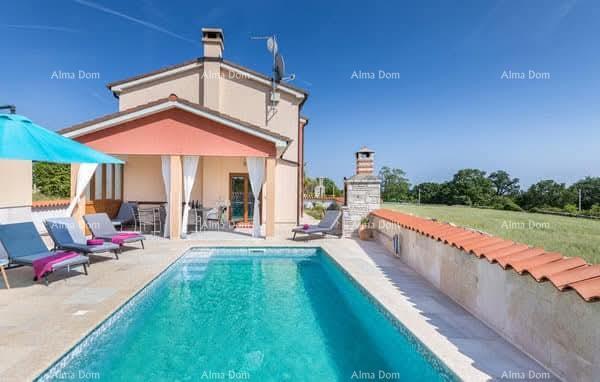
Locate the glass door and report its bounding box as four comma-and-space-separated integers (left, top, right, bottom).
229, 174, 259, 223
230, 175, 246, 223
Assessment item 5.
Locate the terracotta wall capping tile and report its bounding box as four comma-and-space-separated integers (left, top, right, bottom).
483, 244, 530, 263
548, 265, 600, 290
370, 209, 600, 302
31, 199, 71, 208
462, 237, 507, 252
567, 277, 600, 301
510, 253, 562, 274
528, 258, 587, 282
496, 248, 546, 269
471, 241, 516, 258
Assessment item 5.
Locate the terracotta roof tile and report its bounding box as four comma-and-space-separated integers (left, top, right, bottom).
471, 240, 516, 258
463, 237, 507, 252
547, 265, 600, 290
370, 209, 600, 303
496, 248, 546, 269
527, 257, 588, 282
443, 232, 481, 246
510, 253, 563, 274
566, 277, 600, 301
484, 244, 530, 262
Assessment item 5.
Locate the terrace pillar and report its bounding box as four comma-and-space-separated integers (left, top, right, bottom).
169, 155, 183, 239
265, 157, 276, 237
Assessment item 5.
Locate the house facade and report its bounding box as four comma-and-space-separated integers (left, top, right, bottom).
61, 28, 309, 238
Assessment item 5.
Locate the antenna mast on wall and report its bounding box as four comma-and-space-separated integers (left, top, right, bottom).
251, 34, 296, 121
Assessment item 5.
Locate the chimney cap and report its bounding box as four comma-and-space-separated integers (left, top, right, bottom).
357, 146, 375, 153
202, 27, 224, 44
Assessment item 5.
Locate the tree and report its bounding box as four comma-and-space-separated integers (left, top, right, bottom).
322, 178, 342, 196
488, 170, 520, 196
413, 182, 443, 203
448, 169, 494, 205
32, 162, 71, 198
569, 177, 600, 210
379, 167, 411, 202
518, 180, 574, 210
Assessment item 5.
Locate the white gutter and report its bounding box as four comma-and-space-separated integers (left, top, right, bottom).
63, 101, 288, 149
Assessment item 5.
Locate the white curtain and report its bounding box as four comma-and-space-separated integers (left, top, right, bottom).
246, 157, 266, 237
161, 156, 171, 238
66, 163, 98, 216
181, 156, 199, 237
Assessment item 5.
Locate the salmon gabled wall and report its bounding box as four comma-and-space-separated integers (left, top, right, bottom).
76, 108, 276, 157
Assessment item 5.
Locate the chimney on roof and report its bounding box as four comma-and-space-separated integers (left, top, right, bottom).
355, 146, 375, 175
202, 27, 224, 58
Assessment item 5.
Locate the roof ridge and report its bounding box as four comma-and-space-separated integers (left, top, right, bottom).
105, 57, 309, 96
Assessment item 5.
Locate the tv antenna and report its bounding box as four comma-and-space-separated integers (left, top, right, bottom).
251, 34, 296, 115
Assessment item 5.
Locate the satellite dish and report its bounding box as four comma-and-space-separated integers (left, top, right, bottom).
267, 36, 278, 55
274, 53, 285, 83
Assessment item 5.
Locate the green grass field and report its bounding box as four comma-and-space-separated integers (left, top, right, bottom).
383, 203, 600, 264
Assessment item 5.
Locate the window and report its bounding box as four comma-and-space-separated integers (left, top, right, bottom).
89, 164, 123, 201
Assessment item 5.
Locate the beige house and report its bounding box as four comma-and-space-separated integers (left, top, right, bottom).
60, 28, 309, 238
0, 160, 32, 223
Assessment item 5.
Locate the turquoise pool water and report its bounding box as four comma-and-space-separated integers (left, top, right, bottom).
39, 248, 457, 382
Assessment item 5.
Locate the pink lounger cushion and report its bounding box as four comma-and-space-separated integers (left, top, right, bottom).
32, 251, 78, 280
111, 233, 142, 245
87, 239, 104, 246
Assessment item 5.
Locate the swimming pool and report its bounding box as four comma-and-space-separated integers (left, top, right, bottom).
38, 247, 457, 381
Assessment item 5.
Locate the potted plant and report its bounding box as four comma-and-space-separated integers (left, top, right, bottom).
358, 216, 372, 240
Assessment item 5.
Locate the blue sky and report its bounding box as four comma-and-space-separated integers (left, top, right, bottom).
1, 0, 598, 188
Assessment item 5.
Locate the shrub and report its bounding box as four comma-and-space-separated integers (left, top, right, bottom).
589, 204, 600, 217
306, 204, 325, 220
489, 196, 523, 212
563, 204, 578, 214
32, 162, 70, 198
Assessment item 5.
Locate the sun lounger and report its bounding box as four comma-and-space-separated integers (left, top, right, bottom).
0, 222, 89, 285
83, 213, 145, 249
111, 202, 137, 230
292, 210, 342, 240
44, 217, 121, 260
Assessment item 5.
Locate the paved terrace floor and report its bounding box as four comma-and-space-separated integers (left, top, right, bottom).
0, 237, 555, 381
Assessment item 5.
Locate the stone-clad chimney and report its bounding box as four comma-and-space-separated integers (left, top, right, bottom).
202, 27, 224, 58
342, 147, 381, 237
355, 146, 375, 175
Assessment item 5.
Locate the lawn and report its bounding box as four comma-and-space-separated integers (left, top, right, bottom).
383, 203, 600, 264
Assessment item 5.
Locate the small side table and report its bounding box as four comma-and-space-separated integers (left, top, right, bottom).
0, 259, 9, 289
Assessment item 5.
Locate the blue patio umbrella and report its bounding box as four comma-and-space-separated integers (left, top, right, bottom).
0, 113, 122, 164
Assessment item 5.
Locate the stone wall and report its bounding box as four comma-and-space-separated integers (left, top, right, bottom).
342, 177, 380, 237
371, 214, 600, 382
